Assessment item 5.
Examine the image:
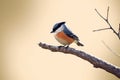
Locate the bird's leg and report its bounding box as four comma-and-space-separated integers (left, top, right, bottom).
58, 45, 69, 48
65, 45, 69, 48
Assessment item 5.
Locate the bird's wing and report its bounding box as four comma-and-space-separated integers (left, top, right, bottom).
63, 25, 79, 41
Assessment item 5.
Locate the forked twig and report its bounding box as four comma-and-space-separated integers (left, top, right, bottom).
94, 7, 120, 39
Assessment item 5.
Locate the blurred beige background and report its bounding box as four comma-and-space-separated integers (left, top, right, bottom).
1, 0, 120, 80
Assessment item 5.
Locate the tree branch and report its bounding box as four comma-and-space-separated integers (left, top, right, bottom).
118, 24, 120, 38
94, 7, 120, 39
94, 8, 106, 21
93, 28, 110, 32
39, 42, 120, 78
106, 6, 109, 20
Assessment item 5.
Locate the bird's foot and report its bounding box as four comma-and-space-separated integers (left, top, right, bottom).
58, 45, 69, 48
65, 45, 69, 48
58, 46, 64, 48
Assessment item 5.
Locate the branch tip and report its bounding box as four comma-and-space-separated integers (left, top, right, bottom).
106, 6, 109, 20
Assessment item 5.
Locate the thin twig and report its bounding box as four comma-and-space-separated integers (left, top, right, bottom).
39, 42, 120, 78
106, 6, 109, 20
118, 24, 120, 38
119, 24, 120, 31
94, 7, 120, 39
95, 9, 106, 21
93, 28, 110, 32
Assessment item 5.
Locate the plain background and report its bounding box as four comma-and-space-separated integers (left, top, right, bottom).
1, 0, 120, 80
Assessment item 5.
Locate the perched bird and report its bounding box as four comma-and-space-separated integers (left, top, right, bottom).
51, 22, 84, 47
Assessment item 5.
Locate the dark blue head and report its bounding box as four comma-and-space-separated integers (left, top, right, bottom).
51, 22, 65, 33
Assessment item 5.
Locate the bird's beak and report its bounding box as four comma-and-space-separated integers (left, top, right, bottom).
50, 31, 54, 33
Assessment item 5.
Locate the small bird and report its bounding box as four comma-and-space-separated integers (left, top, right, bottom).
51, 22, 84, 47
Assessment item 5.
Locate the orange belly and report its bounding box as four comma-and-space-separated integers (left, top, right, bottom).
55, 31, 74, 45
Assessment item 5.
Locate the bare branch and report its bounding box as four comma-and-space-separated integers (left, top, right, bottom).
93, 28, 110, 32
119, 24, 120, 31
118, 24, 120, 38
95, 9, 106, 21
39, 42, 120, 78
106, 6, 109, 20
94, 7, 120, 39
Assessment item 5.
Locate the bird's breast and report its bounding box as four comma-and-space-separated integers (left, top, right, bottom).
54, 31, 74, 45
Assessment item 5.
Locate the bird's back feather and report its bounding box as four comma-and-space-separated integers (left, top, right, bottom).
63, 25, 79, 41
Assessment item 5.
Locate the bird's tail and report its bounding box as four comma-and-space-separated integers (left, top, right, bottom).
75, 40, 84, 46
